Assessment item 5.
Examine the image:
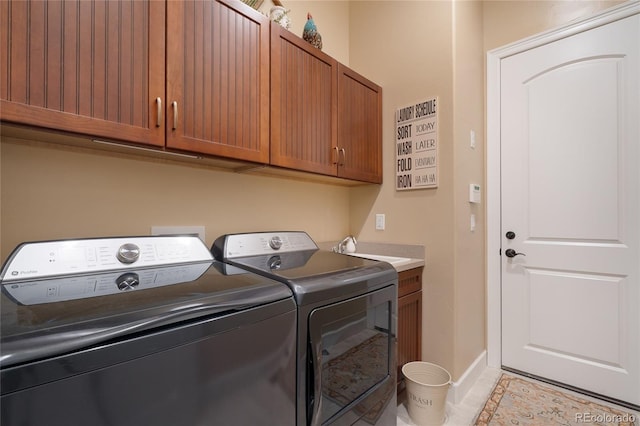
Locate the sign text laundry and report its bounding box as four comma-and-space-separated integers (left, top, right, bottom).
396, 97, 438, 190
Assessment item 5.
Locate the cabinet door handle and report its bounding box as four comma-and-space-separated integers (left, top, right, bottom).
155, 97, 162, 127
332, 146, 339, 165
171, 101, 178, 130
339, 148, 346, 166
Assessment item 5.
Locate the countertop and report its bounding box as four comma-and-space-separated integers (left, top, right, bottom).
317, 241, 425, 272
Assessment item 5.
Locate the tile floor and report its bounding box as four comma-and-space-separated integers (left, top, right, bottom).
396, 367, 640, 425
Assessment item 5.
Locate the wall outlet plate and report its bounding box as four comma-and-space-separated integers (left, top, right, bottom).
375, 214, 385, 230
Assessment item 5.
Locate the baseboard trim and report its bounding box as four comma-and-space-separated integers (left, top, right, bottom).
447, 351, 487, 405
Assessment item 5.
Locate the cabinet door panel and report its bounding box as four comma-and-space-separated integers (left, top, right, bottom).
270, 24, 337, 175
337, 65, 382, 183
398, 267, 423, 298
166, 0, 270, 163
0, 0, 165, 147
398, 290, 422, 379
397, 267, 423, 392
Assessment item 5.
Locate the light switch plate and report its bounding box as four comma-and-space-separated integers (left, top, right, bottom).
375, 214, 385, 230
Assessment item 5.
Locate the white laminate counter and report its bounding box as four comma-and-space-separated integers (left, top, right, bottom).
317, 241, 425, 272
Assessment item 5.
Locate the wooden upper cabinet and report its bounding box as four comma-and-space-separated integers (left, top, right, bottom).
0, 0, 166, 147
165, 0, 270, 163
270, 25, 382, 183
1, 0, 381, 183
270, 23, 338, 176
337, 64, 383, 183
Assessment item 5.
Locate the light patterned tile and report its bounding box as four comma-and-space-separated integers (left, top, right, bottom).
398, 367, 638, 426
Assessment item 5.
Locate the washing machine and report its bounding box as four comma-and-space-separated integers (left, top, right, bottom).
1, 235, 297, 426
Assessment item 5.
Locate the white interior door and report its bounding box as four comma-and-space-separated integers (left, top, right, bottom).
500, 14, 639, 406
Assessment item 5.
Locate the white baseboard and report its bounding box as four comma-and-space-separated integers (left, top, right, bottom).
447, 351, 487, 405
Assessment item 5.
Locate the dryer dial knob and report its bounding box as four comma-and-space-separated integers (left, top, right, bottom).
268, 255, 282, 270
269, 236, 283, 250
117, 243, 141, 264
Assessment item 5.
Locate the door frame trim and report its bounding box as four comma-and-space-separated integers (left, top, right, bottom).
486, 0, 640, 369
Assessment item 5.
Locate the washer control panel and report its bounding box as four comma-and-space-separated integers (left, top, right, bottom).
1, 236, 213, 282
3, 262, 211, 305
216, 231, 318, 258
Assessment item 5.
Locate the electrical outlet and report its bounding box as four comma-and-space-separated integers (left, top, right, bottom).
375, 214, 385, 231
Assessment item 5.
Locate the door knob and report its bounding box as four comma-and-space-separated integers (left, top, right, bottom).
505, 248, 526, 258
506, 231, 516, 240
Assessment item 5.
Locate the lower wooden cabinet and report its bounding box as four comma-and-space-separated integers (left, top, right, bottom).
397, 266, 423, 393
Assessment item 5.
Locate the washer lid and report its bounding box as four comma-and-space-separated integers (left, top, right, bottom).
0, 260, 292, 369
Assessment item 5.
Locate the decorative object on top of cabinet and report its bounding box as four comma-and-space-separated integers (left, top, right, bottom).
397, 267, 423, 395
241, 0, 263, 9
270, 6, 291, 29
302, 13, 323, 50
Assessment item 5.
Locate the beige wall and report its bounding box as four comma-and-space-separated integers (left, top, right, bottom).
345, 0, 623, 380
346, 0, 485, 379
347, 0, 459, 374
0, 137, 351, 260
0, 0, 626, 382
453, 0, 486, 381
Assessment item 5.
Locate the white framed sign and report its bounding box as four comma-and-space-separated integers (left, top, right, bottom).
395, 97, 438, 190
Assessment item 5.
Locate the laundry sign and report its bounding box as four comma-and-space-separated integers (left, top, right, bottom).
395, 97, 438, 190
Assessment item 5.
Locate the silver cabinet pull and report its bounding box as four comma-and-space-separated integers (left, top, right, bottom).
171, 101, 178, 130
332, 147, 339, 165
155, 97, 162, 127
339, 148, 346, 166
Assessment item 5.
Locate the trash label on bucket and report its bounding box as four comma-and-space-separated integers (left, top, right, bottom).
409, 393, 433, 406
402, 361, 451, 425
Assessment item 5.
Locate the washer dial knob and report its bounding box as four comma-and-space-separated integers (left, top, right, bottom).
269, 236, 283, 250
116, 273, 140, 291
117, 243, 141, 264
